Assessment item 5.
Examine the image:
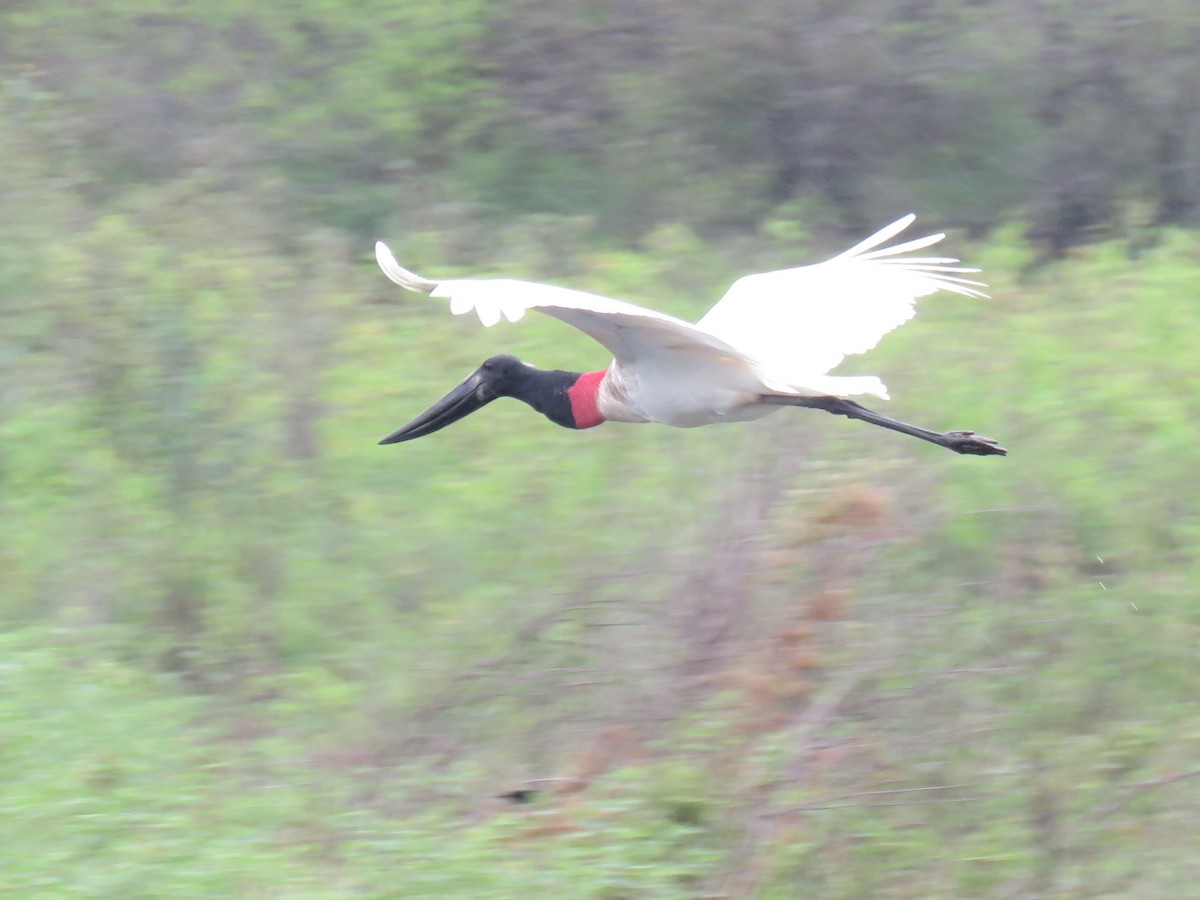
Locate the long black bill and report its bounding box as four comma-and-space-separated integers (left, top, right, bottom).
379, 368, 497, 444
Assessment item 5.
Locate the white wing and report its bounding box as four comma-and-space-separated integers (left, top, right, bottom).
375, 242, 750, 369
696, 215, 987, 386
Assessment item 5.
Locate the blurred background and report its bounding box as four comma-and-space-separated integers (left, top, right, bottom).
2, 1, 1199, 896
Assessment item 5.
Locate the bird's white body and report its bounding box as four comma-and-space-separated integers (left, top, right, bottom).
596, 348, 776, 427
375, 215, 987, 429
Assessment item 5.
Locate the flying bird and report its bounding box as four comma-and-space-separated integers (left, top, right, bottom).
374, 215, 1006, 456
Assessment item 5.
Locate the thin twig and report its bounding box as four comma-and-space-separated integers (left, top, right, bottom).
763, 782, 977, 817
1003, 766, 1200, 897
1090, 767, 1200, 819
796, 796, 985, 811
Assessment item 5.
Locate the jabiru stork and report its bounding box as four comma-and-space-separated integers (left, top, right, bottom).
374, 215, 1006, 456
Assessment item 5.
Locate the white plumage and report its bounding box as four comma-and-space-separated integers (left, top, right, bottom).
697, 215, 986, 397
374, 214, 987, 429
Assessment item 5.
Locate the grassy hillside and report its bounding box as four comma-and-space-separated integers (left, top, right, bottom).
3, 96, 1200, 894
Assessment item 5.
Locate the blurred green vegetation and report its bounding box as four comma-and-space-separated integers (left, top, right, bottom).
3, 3, 1200, 896
5, 1, 1199, 245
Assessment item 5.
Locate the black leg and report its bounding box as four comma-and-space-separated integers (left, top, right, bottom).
762, 395, 1007, 456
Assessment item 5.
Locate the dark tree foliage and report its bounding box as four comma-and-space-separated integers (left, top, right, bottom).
4, 0, 1198, 247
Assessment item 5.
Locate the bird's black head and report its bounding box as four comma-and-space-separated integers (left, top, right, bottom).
474, 353, 528, 398
379, 354, 581, 444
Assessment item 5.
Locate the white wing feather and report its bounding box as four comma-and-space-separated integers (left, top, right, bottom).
376, 217, 985, 408
374, 242, 749, 367
696, 214, 987, 387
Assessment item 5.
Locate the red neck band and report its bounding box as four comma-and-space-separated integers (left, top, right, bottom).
567, 370, 607, 429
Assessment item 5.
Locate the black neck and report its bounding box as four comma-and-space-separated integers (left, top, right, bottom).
505, 366, 581, 429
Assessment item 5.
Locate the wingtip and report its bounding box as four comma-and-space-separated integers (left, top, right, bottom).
835, 214, 926, 261
374, 241, 437, 294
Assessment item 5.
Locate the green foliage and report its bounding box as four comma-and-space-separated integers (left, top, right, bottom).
0, 629, 306, 897
1, 0, 495, 231
4, 19, 1200, 894
5, 0, 1199, 243
0, 627, 727, 897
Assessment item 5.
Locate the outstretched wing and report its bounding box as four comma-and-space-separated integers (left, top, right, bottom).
696, 215, 987, 384
375, 241, 750, 368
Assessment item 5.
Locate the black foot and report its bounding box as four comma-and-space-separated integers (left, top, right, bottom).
943, 431, 1008, 456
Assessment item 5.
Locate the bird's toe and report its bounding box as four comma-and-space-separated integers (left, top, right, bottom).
944, 430, 1008, 456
